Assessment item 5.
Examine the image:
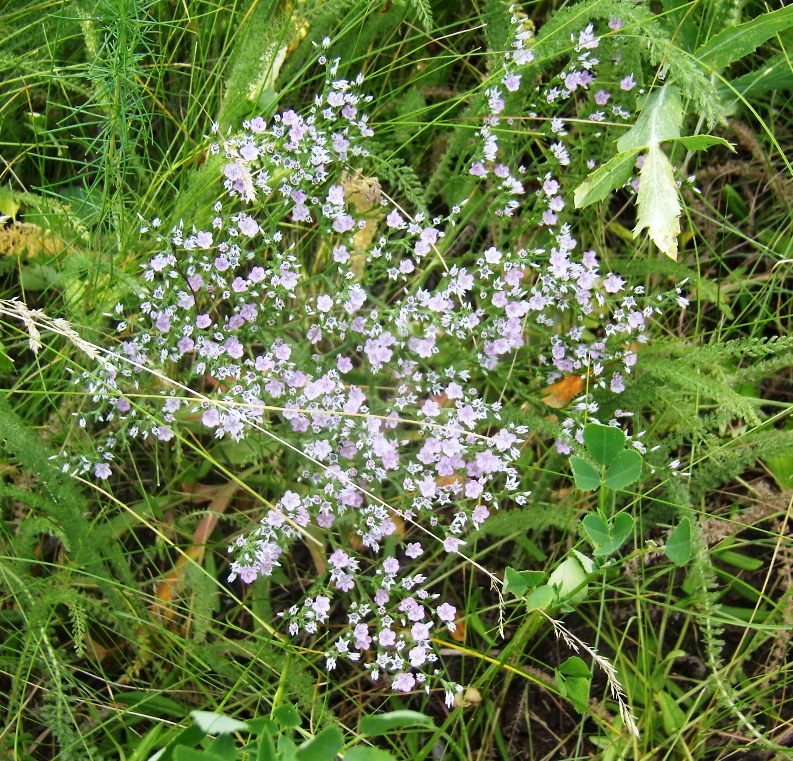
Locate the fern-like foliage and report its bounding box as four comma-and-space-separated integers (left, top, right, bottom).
531, 0, 726, 125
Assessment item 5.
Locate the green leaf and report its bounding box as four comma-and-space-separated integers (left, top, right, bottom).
585, 512, 635, 557
609, 512, 635, 550
617, 85, 683, 153
656, 690, 687, 736
583, 423, 626, 465
558, 655, 592, 679
344, 749, 398, 761
604, 449, 643, 490
581, 514, 610, 548
273, 704, 301, 730
296, 727, 343, 761
359, 711, 435, 737
556, 656, 592, 714
765, 452, 793, 490
255, 726, 277, 761
207, 735, 235, 759
665, 518, 692, 566
634, 144, 681, 260
570, 456, 601, 491
695, 6, 793, 70
190, 712, 247, 735
670, 135, 735, 152
525, 584, 556, 611
173, 749, 228, 761
503, 567, 545, 596
574, 150, 639, 208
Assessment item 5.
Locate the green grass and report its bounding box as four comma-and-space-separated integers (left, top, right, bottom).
1, 0, 793, 759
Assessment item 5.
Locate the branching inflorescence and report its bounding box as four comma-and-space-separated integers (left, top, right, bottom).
12, 9, 687, 707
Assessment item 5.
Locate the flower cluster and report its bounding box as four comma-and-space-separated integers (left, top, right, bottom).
62, 12, 683, 699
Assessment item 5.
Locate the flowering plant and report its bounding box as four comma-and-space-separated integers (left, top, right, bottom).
40, 9, 688, 711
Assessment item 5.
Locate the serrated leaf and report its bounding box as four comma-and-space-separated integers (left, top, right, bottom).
665, 518, 692, 566
359, 710, 434, 737
570, 456, 601, 491
296, 726, 343, 761
671, 135, 735, 152
634, 145, 681, 260
583, 423, 626, 465
574, 150, 639, 208
604, 449, 643, 490
190, 711, 247, 735
525, 584, 555, 611
617, 85, 683, 153
695, 5, 793, 70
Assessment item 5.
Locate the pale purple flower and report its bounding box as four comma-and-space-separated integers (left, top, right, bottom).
94, 462, 112, 479
392, 672, 416, 692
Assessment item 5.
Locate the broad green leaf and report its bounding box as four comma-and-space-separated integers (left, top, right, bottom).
359, 710, 435, 736
610, 512, 635, 548
570, 456, 600, 491
273, 704, 301, 730
525, 584, 556, 611
581, 514, 610, 548
207, 735, 235, 759
604, 449, 643, 490
588, 512, 635, 557
665, 517, 692, 566
556, 656, 592, 714
583, 423, 626, 465
504, 567, 545, 596
695, 6, 793, 70
278, 735, 298, 761
671, 135, 735, 152
173, 749, 228, 761
344, 749, 398, 761
255, 727, 277, 761
634, 145, 681, 260
574, 150, 639, 208
190, 712, 247, 735
558, 655, 592, 679
617, 85, 683, 153
296, 726, 343, 761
